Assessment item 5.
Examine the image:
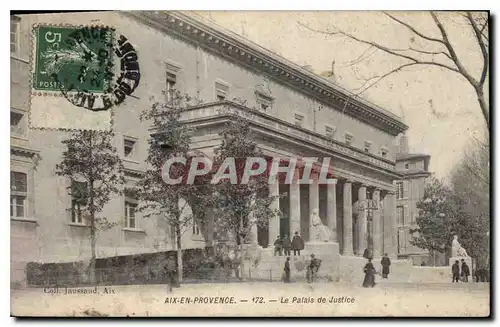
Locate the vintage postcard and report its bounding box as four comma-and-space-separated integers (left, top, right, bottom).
10, 10, 490, 317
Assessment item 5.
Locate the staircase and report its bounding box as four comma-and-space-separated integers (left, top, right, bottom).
242, 243, 340, 281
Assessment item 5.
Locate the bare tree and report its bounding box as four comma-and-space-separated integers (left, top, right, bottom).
299, 11, 489, 127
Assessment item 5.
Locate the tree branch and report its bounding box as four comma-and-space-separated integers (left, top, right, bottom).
466, 12, 489, 87
298, 21, 460, 76
341, 45, 377, 67
409, 46, 452, 61
430, 12, 478, 87
353, 62, 420, 95
384, 12, 446, 45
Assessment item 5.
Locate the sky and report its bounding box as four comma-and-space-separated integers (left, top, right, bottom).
192, 11, 488, 180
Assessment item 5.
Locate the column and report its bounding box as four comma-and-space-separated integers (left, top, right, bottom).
357, 184, 367, 255
289, 170, 301, 237
327, 182, 337, 242
342, 181, 353, 255
309, 173, 319, 240
268, 177, 280, 246
383, 191, 397, 257
372, 189, 382, 257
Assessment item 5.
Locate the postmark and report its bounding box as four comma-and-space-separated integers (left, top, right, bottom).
29, 24, 141, 130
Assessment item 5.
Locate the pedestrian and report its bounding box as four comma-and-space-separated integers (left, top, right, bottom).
306, 254, 321, 283
165, 254, 177, 292
283, 257, 291, 283
461, 259, 470, 282
291, 231, 305, 256
282, 234, 292, 256
380, 253, 391, 279
273, 235, 283, 256
362, 258, 376, 288
452, 260, 460, 283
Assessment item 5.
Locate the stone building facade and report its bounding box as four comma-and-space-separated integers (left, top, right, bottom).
11, 11, 410, 283
394, 135, 433, 265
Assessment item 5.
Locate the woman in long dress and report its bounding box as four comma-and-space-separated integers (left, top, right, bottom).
362, 259, 376, 287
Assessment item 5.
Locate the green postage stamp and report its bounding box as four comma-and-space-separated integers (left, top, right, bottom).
29, 24, 141, 131
33, 26, 113, 94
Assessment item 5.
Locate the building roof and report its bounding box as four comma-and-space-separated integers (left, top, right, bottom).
396, 153, 431, 161
126, 11, 409, 136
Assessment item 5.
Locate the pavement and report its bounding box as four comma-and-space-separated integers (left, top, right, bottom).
11, 280, 490, 317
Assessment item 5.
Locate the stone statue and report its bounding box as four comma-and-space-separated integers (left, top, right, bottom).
310, 208, 331, 242
451, 235, 469, 257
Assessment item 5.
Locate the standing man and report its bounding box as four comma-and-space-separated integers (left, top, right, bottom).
283, 257, 291, 283
461, 259, 470, 282
273, 235, 283, 256
165, 254, 177, 293
381, 253, 391, 279
452, 260, 460, 283
306, 254, 322, 283
291, 231, 305, 256
282, 234, 292, 256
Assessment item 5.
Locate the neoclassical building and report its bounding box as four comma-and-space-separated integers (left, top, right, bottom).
11, 11, 409, 283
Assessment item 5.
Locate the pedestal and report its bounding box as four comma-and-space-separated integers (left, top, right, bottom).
303, 241, 340, 281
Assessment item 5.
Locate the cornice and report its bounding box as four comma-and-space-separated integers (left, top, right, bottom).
124, 167, 145, 179
168, 101, 404, 180
11, 145, 40, 158
125, 11, 409, 136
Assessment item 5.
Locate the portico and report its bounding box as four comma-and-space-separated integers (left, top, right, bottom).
181, 100, 404, 258
258, 172, 397, 258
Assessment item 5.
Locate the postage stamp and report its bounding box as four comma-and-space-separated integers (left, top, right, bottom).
29, 24, 140, 130
11, 11, 490, 318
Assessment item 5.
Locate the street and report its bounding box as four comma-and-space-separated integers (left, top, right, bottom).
11, 281, 489, 317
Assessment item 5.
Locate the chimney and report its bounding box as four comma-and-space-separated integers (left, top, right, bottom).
399, 132, 409, 154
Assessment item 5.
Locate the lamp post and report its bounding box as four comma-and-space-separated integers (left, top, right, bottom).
357, 198, 379, 254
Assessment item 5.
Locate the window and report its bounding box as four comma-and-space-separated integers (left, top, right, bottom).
398, 230, 406, 254
345, 133, 353, 146
294, 113, 304, 127
325, 125, 336, 139
11, 111, 25, 136
215, 81, 229, 101
192, 218, 200, 235
396, 181, 404, 199
255, 91, 274, 111
70, 181, 88, 224
397, 206, 404, 226
166, 72, 176, 103
10, 171, 27, 218
11, 16, 20, 54
364, 141, 372, 153
381, 147, 388, 158
405, 163, 409, 169
165, 61, 182, 104
124, 138, 136, 158
124, 189, 138, 229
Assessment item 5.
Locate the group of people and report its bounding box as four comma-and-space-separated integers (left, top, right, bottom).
274, 232, 305, 256
282, 253, 322, 283
362, 253, 392, 288
451, 259, 470, 283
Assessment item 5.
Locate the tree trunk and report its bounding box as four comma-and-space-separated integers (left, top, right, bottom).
238, 233, 245, 281
476, 89, 489, 128
89, 225, 97, 284
176, 223, 183, 283
89, 175, 96, 284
